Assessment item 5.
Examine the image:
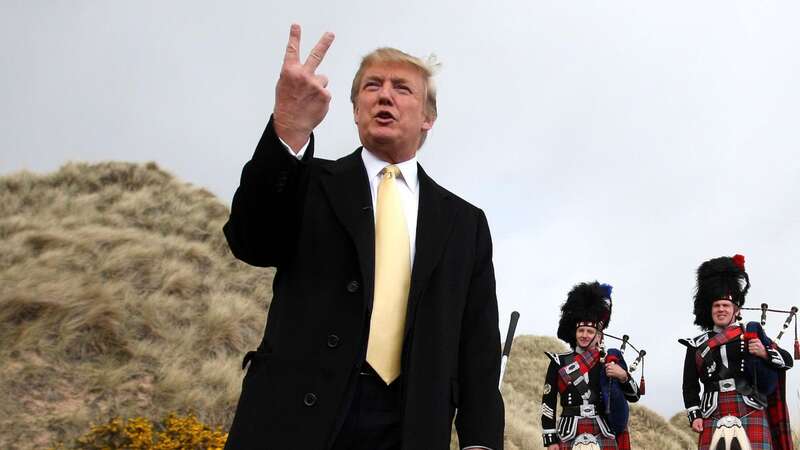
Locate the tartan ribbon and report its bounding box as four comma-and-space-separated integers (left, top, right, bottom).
558, 348, 601, 395
695, 326, 743, 372
767, 371, 792, 450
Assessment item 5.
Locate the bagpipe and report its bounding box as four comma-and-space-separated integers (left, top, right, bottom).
598, 332, 647, 395
596, 331, 646, 436
736, 303, 799, 403
740, 303, 800, 360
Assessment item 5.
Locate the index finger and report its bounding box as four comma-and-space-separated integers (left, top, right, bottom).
304, 31, 335, 72
283, 24, 302, 65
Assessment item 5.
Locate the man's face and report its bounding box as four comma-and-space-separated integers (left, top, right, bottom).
575, 326, 598, 349
353, 62, 434, 156
711, 299, 737, 327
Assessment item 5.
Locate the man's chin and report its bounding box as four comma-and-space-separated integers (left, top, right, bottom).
370, 128, 399, 139
363, 130, 401, 147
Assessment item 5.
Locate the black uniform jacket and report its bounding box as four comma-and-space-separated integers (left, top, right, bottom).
679, 323, 793, 423
222, 118, 504, 450
540, 350, 640, 446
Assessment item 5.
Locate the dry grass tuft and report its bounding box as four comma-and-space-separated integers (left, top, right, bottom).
0, 162, 271, 449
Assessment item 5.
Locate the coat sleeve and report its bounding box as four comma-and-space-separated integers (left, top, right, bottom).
454, 209, 504, 450
616, 355, 640, 402
541, 359, 560, 446
681, 346, 702, 425
223, 115, 314, 268
765, 342, 794, 370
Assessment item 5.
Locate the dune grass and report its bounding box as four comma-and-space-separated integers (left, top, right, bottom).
0, 162, 271, 448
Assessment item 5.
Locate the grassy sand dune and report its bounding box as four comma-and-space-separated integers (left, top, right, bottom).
0, 162, 271, 448
3, 162, 698, 449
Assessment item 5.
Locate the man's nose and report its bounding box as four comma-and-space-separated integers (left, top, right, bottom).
377, 83, 393, 103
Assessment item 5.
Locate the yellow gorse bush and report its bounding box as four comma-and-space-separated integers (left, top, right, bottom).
72, 413, 226, 449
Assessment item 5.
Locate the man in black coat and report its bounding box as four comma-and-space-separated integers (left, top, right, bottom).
222, 24, 504, 450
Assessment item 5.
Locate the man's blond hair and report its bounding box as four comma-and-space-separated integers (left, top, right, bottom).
350, 48, 439, 148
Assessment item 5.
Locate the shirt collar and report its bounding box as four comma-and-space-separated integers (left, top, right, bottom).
361, 147, 418, 192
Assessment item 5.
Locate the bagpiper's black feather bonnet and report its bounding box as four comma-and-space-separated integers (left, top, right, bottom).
557, 281, 613, 348
693, 254, 750, 330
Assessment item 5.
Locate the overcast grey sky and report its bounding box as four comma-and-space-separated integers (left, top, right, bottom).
2, 0, 800, 418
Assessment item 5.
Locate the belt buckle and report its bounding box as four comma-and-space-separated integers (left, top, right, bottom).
579, 404, 596, 417
719, 378, 735, 392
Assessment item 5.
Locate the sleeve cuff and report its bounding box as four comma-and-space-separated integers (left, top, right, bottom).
623, 375, 640, 398
278, 136, 309, 159
543, 431, 560, 446
687, 406, 701, 425
767, 348, 788, 369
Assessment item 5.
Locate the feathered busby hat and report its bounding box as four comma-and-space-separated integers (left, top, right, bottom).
693, 254, 750, 330
557, 281, 613, 348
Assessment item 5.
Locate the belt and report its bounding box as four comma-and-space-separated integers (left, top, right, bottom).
703, 378, 737, 393
561, 403, 601, 418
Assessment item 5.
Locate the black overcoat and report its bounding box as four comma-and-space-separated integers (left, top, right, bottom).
222, 118, 504, 450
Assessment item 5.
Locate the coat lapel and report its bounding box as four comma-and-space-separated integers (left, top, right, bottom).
319, 148, 375, 310
405, 165, 457, 338
319, 154, 456, 329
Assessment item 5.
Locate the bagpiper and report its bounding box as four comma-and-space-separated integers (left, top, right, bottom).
541, 282, 641, 450
679, 254, 794, 450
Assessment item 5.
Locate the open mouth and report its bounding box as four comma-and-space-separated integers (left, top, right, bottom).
374, 111, 396, 124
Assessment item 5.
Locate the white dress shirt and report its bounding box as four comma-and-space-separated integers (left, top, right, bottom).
281, 138, 418, 265
359, 147, 418, 265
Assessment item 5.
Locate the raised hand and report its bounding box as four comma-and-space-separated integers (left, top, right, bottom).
273, 24, 335, 152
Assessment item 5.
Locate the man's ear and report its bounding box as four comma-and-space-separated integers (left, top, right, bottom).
421, 114, 435, 132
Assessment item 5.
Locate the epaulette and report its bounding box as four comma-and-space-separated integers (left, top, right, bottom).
544, 351, 573, 365
678, 331, 712, 349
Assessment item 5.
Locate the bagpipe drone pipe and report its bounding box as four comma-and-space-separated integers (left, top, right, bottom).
598, 333, 646, 435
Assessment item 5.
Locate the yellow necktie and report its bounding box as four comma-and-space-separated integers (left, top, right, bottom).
366, 165, 411, 385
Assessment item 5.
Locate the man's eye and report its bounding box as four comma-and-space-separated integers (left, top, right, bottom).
397, 85, 411, 93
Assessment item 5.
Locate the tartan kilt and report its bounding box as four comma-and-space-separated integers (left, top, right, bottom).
697, 391, 773, 450
560, 417, 618, 450
615, 429, 631, 450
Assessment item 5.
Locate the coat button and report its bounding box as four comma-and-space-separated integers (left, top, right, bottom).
327, 334, 340, 348
303, 392, 317, 407
346, 281, 360, 293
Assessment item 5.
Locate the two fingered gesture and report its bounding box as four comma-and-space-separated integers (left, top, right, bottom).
273, 24, 335, 152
